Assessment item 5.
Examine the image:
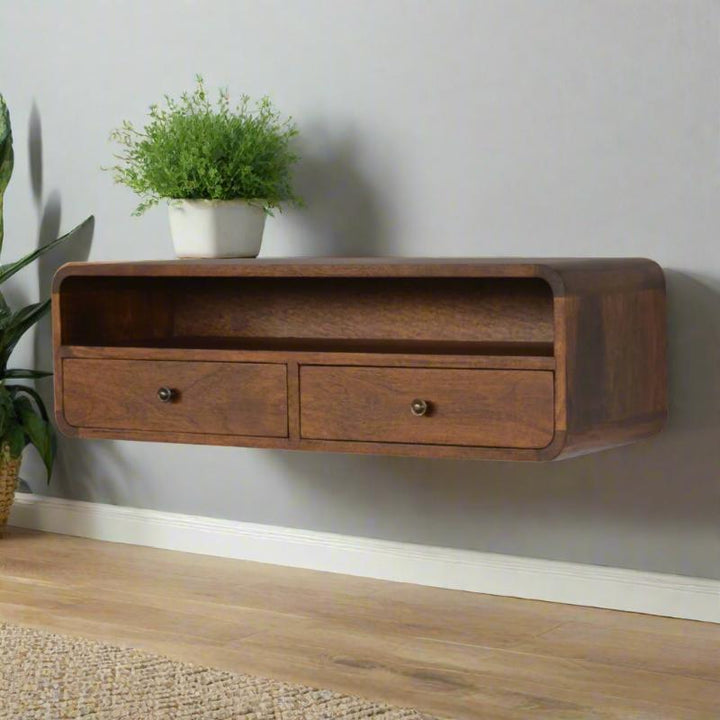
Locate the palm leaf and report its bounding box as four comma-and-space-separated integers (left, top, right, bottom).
0, 385, 14, 439
14, 394, 54, 481
7, 384, 51, 422
0, 300, 50, 368
4, 369, 53, 380
0, 94, 14, 254
2, 424, 26, 458
0, 97, 88, 484
0, 94, 12, 192
0, 290, 11, 329
0, 215, 93, 286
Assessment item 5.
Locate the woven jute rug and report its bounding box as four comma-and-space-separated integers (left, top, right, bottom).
0, 622, 440, 719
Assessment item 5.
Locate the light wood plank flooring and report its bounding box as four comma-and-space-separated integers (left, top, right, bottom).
0, 527, 718, 719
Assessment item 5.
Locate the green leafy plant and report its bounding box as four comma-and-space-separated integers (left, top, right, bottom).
0, 93, 92, 481
108, 76, 302, 216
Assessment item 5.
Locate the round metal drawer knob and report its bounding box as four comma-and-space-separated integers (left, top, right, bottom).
410, 398, 429, 417
157, 386, 176, 403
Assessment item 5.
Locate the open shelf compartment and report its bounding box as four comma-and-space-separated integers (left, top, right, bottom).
57, 275, 555, 359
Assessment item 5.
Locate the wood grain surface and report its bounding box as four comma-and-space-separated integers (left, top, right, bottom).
59, 276, 554, 348
300, 366, 555, 449
63, 359, 288, 438
52, 258, 668, 461
1, 528, 717, 720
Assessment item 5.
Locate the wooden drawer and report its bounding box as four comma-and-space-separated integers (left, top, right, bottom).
63, 359, 288, 437
300, 366, 554, 448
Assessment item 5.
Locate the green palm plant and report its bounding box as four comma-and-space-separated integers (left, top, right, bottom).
0, 94, 92, 510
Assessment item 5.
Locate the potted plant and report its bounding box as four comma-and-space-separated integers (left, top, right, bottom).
109, 76, 302, 258
0, 94, 92, 529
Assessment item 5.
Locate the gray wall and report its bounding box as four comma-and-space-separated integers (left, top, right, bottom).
2, 1, 718, 579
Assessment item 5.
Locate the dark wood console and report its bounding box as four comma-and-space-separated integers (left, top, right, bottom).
52, 258, 667, 461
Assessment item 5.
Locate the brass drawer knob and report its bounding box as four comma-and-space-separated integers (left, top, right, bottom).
410, 398, 429, 417
157, 386, 177, 403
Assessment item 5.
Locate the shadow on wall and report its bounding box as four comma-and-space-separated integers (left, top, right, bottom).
280, 124, 392, 257
22, 103, 138, 503
270, 270, 720, 579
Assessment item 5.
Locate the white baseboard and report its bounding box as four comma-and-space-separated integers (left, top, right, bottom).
9, 492, 719, 623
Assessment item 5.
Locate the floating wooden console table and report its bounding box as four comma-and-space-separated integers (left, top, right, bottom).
52, 258, 667, 461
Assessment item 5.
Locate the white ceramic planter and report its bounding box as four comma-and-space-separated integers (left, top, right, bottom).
167, 199, 267, 258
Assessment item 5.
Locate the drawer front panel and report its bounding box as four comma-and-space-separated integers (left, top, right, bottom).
63, 359, 288, 437
300, 366, 554, 448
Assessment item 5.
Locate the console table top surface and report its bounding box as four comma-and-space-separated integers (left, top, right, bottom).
53, 257, 663, 295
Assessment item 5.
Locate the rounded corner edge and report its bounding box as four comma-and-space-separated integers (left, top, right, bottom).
54, 408, 78, 438
51, 263, 83, 295
534, 264, 567, 298
536, 430, 567, 461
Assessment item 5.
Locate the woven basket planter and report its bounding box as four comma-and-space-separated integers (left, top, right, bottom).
0, 443, 21, 530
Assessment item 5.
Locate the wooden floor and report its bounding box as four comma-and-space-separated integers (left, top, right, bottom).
0, 527, 718, 719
